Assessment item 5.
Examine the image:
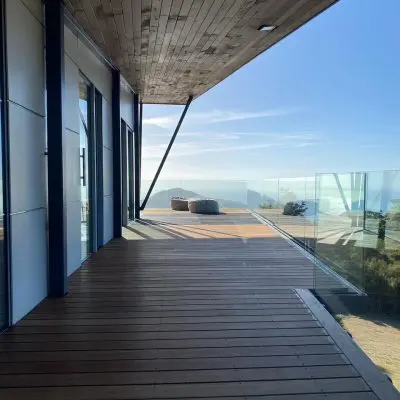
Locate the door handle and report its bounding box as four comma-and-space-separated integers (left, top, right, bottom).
80, 148, 86, 186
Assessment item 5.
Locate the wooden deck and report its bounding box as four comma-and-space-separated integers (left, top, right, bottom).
0, 211, 398, 399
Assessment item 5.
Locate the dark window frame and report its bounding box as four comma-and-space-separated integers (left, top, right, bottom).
0, 0, 11, 330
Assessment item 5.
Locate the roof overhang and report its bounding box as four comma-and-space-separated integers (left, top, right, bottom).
65, 0, 338, 104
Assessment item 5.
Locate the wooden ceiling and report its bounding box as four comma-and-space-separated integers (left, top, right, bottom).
65, 0, 338, 104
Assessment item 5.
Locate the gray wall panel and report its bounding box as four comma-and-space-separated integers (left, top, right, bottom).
6, 0, 47, 324
9, 103, 46, 213
20, 0, 43, 24
120, 77, 133, 129
76, 38, 112, 102
65, 55, 80, 134
102, 98, 112, 150
6, 0, 45, 116
103, 147, 113, 196
66, 201, 81, 276
11, 209, 47, 323
64, 25, 79, 62
65, 129, 80, 203
104, 195, 113, 244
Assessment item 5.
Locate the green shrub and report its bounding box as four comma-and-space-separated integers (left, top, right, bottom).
283, 201, 307, 216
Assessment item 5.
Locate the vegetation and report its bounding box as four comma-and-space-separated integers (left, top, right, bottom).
283, 201, 307, 216
259, 202, 275, 209
364, 249, 400, 313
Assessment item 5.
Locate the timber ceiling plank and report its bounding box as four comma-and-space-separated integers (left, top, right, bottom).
65, 0, 339, 103
149, 0, 174, 94
154, 0, 195, 99
151, 0, 183, 90
139, 0, 152, 92
144, 0, 162, 95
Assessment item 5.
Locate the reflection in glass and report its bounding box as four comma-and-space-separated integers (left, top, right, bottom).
314, 173, 365, 291
79, 78, 91, 261
364, 171, 400, 313
0, 97, 6, 330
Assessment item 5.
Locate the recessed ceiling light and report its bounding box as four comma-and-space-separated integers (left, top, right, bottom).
258, 24, 276, 32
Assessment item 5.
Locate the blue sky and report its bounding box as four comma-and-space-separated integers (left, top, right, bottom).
142, 0, 400, 182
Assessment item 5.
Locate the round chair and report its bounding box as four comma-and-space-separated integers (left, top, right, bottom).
188, 199, 219, 214
170, 197, 189, 211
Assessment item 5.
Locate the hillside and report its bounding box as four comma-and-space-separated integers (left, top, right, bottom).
146, 187, 275, 209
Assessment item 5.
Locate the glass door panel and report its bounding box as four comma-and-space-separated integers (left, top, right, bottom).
79, 78, 91, 261
128, 129, 134, 220
0, 101, 6, 331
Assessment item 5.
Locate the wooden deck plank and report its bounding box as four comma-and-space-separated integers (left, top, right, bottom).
0, 212, 392, 399
0, 365, 359, 387
0, 353, 350, 374
0, 378, 372, 399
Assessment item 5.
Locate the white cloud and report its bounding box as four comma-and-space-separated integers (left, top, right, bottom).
143, 108, 296, 129
142, 136, 321, 160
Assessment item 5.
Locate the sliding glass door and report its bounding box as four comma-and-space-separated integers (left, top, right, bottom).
0, 0, 9, 331
128, 129, 134, 220
0, 96, 7, 331
79, 76, 93, 261
121, 122, 135, 223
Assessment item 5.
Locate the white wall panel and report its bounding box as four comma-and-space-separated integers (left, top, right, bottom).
6, 0, 45, 116
103, 148, 113, 196
65, 55, 80, 134
103, 98, 112, 150
64, 26, 79, 62
67, 201, 81, 276
65, 130, 80, 203
11, 209, 47, 323
6, 0, 48, 324
76, 39, 112, 102
104, 195, 113, 244
20, 0, 43, 24
120, 78, 133, 128
9, 104, 46, 213
64, 27, 112, 102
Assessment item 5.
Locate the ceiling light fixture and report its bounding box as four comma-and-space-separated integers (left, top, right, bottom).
258, 24, 276, 32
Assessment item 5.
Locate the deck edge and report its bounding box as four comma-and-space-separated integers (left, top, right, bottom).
295, 288, 400, 400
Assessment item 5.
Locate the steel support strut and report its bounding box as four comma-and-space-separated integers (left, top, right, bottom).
140, 96, 193, 211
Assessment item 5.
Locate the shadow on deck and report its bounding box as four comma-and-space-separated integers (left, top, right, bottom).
0, 209, 398, 399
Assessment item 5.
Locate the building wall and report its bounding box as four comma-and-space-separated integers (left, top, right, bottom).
2, 2, 130, 325
120, 76, 134, 129
64, 26, 113, 276
6, 0, 47, 323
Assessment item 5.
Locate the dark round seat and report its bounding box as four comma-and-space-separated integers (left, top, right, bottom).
188, 199, 219, 214
170, 197, 189, 211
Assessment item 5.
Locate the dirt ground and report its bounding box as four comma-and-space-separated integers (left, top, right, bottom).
338, 313, 400, 390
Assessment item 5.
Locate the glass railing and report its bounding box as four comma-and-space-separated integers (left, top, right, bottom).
141, 172, 400, 310
140, 174, 400, 387
141, 179, 249, 210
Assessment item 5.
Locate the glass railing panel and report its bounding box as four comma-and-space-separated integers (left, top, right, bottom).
304, 176, 317, 252
363, 170, 400, 313
254, 178, 280, 225
276, 177, 308, 246
314, 172, 365, 292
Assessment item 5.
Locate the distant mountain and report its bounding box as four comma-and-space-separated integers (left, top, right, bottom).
147, 187, 275, 209
246, 190, 275, 208
147, 188, 203, 208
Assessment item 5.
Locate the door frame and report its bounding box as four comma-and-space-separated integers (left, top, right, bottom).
79, 73, 96, 260
128, 128, 134, 221
0, 0, 11, 330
